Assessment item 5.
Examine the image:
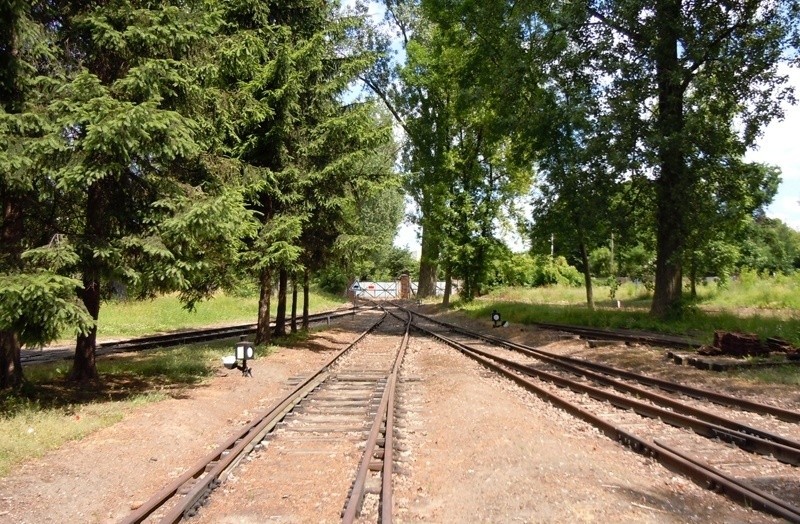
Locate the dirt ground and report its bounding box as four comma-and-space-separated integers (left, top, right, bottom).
0, 308, 796, 523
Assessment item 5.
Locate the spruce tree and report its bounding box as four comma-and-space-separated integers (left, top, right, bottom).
213, 0, 395, 342
0, 0, 92, 388
39, 1, 233, 382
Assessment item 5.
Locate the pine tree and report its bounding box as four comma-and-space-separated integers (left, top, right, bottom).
213, 0, 395, 343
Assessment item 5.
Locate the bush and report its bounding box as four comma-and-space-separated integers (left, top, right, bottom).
491, 253, 538, 287
531, 255, 583, 287
589, 247, 613, 277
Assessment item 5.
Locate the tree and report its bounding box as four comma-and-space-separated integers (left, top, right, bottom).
39, 1, 236, 382
365, 1, 535, 300
420, 0, 798, 315
360, 1, 454, 298
214, 0, 396, 342
569, 0, 799, 316
0, 0, 92, 388
739, 216, 800, 274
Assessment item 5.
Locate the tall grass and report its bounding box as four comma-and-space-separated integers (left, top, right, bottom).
466, 279, 800, 345
694, 271, 800, 310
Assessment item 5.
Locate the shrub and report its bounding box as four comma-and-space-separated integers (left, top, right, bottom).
531, 255, 583, 287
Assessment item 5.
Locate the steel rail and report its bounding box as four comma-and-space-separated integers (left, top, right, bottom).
120, 310, 387, 524
652, 439, 800, 520
418, 324, 800, 465
406, 308, 800, 424
527, 321, 700, 348
407, 319, 800, 522
381, 310, 409, 524
405, 312, 800, 454
342, 308, 409, 523
22, 307, 364, 365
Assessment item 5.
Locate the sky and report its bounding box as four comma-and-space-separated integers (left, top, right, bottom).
745, 67, 800, 231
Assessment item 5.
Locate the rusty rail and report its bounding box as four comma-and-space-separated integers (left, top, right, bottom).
407, 315, 800, 522
120, 311, 387, 524
342, 308, 409, 523
410, 309, 800, 423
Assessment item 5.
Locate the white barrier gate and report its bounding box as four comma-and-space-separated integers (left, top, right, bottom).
354, 280, 456, 299
357, 281, 399, 299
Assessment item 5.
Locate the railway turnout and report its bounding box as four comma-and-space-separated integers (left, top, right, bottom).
108, 302, 799, 522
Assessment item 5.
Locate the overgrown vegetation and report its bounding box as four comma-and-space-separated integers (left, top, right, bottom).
464, 281, 800, 346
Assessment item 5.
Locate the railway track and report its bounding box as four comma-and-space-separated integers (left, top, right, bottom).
121, 307, 409, 523
20, 307, 363, 366
398, 306, 800, 522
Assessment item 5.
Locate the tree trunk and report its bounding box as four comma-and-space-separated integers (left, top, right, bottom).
290, 275, 298, 334
1, 195, 25, 389
274, 268, 288, 337
579, 239, 594, 311
650, 0, 687, 318
71, 274, 100, 383
302, 269, 310, 331
442, 266, 452, 307
70, 182, 104, 383
690, 253, 697, 299
255, 268, 272, 346
417, 224, 439, 298
0, 331, 22, 390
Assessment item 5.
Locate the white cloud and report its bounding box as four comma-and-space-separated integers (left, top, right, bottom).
746, 66, 800, 231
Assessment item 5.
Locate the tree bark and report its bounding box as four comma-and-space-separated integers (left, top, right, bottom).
290, 275, 298, 334
579, 239, 594, 311
417, 224, 439, 298
71, 273, 100, 383
1, 195, 25, 388
650, 0, 687, 317
255, 268, 272, 346
0, 331, 22, 390
274, 268, 288, 337
70, 182, 104, 383
302, 269, 310, 331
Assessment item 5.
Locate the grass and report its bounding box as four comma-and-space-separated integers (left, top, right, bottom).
0, 339, 257, 477
728, 365, 800, 386
57, 287, 348, 342
2, 285, 343, 478
462, 280, 800, 346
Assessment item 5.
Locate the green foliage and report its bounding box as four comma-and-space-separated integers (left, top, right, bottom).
589, 247, 613, 277
617, 244, 656, 290
422, 0, 799, 315
0, 273, 93, 347
738, 217, 800, 274
490, 252, 538, 287
530, 255, 583, 288
461, 286, 800, 347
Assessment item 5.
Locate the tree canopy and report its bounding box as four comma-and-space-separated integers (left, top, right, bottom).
2, 0, 799, 388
